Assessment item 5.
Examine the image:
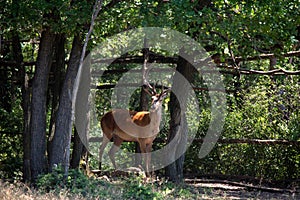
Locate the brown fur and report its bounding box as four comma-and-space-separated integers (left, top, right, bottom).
99, 89, 169, 175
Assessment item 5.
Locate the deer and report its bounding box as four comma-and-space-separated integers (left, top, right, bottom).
98, 82, 169, 175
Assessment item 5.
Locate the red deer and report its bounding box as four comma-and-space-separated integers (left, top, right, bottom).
99, 83, 169, 174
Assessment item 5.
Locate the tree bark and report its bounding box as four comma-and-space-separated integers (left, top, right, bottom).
49, 34, 82, 171
135, 45, 150, 167
49, 0, 102, 176
70, 128, 84, 169
11, 32, 31, 182
22, 71, 31, 182
71, 53, 91, 169
30, 27, 55, 181
134, 88, 148, 167
47, 34, 66, 164
165, 49, 197, 182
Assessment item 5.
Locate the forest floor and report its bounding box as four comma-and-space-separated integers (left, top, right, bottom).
1, 175, 299, 199
186, 179, 299, 199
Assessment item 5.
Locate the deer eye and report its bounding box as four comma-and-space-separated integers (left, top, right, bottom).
152, 96, 158, 100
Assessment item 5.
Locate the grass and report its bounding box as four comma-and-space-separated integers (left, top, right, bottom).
0, 178, 200, 200
0, 167, 201, 200
1, 168, 298, 200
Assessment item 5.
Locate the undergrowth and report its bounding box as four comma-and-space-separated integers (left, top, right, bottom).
34, 167, 197, 199
1, 168, 297, 200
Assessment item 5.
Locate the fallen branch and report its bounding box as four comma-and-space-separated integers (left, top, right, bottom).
185, 178, 296, 194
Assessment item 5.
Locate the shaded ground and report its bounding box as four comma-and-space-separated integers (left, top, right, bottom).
95, 169, 299, 199
1, 172, 299, 199
186, 179, 299, 199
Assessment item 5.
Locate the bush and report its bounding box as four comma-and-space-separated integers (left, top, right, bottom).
35, 167, 198, 199
36, 166, 113, 198
122, 175, 162, 199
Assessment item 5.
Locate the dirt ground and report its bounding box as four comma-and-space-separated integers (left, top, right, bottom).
188, 180, 299, 200
97, 169, 299, 199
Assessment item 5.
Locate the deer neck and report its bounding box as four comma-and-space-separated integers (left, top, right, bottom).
149, 105, 162, 132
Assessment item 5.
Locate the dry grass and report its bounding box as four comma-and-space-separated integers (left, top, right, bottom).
0, 181, 86, 200
1, 178, 298, 200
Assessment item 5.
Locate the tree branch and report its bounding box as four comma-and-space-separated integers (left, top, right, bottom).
69, 0, 103, 177
103, 0, 122, 10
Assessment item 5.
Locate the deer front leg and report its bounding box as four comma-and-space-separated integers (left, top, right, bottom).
138, 141, 147, 170
145, 143, 153, 175
138, 141, 152, 176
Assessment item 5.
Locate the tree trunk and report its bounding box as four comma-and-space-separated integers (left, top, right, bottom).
71, 53, 91, 169
47, 34, 66, 164
135, 44, 150, 167
22, 71, 31, 182
70, 128, 84, 169
11, 32, 31, 182
49, 34, 82, 171
165, 49, 197, 182
49, 0, 102, 175
134, 88, 148, 167
30, 27, 55, 181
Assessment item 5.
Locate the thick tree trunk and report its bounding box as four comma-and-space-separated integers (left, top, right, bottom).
47, 34, 66, 163
70, 128, 83, 169
49, 0, 101, 174
165, 49, 197, 182
30, 28, 55, 181
49, 35, 82, 171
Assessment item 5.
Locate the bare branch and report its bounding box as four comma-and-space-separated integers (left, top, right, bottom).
68, 0, 103, 176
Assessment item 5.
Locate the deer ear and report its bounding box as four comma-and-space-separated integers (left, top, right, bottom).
160, 89, 170, 100
161, 93, 167, 99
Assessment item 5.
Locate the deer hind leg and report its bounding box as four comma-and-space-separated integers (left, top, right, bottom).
108, 135, 123, 170
99, 135, 111, 170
